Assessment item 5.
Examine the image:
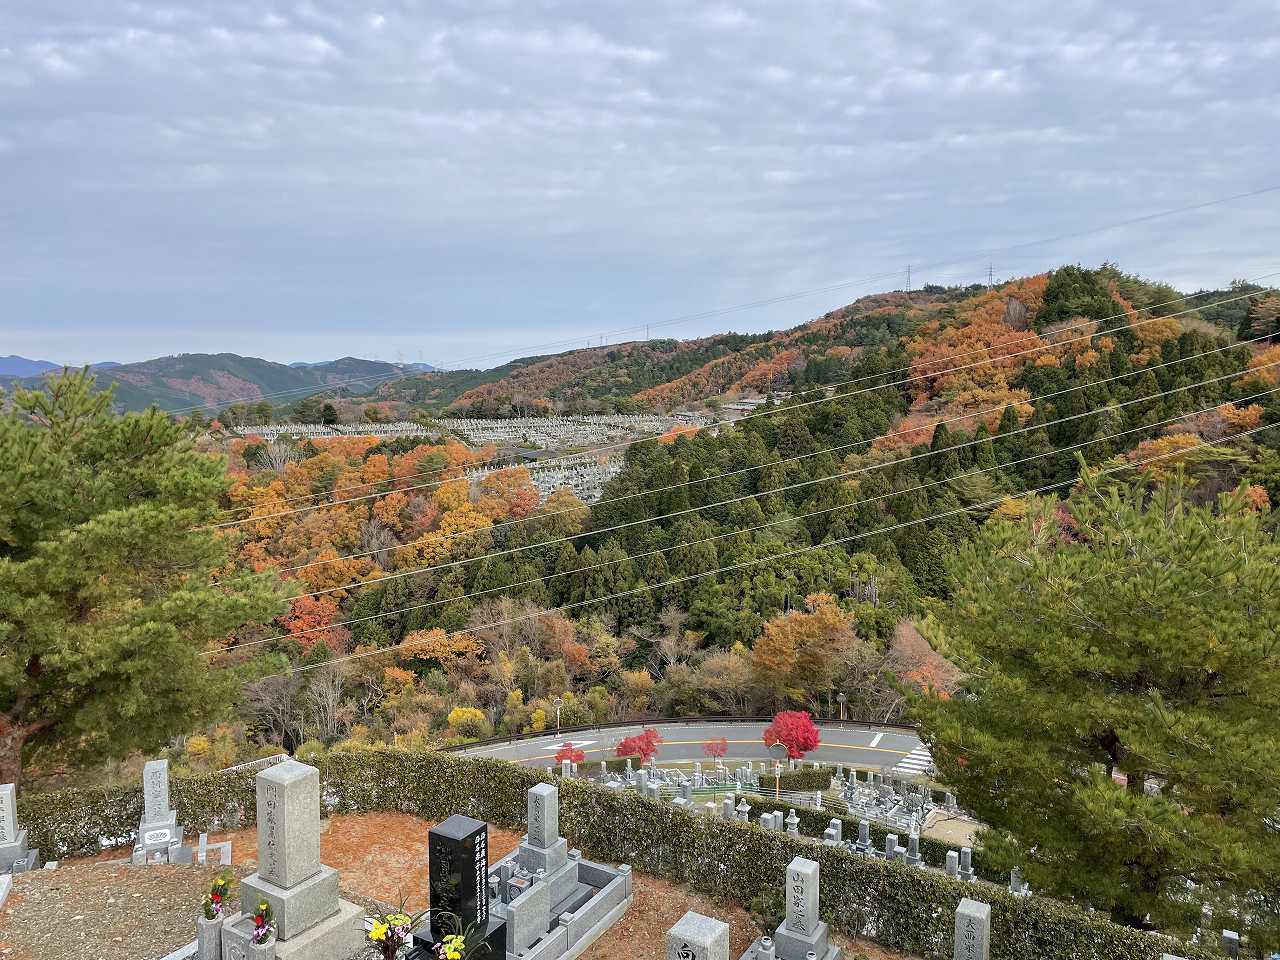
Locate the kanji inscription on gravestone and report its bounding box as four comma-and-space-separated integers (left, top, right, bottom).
953, 898, 991, 960
785, 857, 819, 937
428, 815, 491, 941
143, 759, 170, 823
0, 785, 15, 845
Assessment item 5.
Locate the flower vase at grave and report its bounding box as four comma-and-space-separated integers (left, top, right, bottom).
196, 916, 222, 960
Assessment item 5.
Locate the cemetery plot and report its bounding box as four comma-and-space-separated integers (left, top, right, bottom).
437, 414, 712, 451
236, 422, 433, 441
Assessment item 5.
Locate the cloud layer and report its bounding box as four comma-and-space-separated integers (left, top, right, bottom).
2, 1, 1277, 365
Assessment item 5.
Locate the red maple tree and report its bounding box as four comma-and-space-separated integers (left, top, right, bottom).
703, 736, 729, 759
554, 742, 585, 764
615, 727, 662, 762
762, 711, 820, 760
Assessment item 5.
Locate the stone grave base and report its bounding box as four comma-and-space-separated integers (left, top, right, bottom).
239, 866, 342, 941
0, 829, 29, 872
490, 856, 633, 960
222, 900, 364, 960
738, 928, 842, 960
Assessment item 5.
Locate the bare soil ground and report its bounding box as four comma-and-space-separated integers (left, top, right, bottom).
0, 813, 918, 960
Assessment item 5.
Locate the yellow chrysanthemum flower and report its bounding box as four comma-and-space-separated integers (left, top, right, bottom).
370, 920, 389, 942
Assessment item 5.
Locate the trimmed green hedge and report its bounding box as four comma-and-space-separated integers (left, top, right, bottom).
18, 749, 1212, 960
770, 767, 835, 791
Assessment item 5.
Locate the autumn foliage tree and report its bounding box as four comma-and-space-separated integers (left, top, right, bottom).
703, 736, 728, 759
751, 594, 859, 709
762, 710, 820, 760
554, 741, 585, 764
616, 727, 662, 762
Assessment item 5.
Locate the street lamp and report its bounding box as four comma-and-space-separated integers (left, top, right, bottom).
836, 692, 847, 721
553, 696, 564, 734
767, 742, 789, 801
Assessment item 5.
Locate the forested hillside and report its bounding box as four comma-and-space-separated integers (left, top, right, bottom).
170, 264, 1280, 759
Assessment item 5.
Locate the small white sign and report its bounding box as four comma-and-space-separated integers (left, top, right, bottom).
143, 828, 172, 844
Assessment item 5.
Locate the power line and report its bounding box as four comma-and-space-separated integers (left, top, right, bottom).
205, 384, 1279, 660
162, 184, 1280, 418
259, 324, 1275, 576
207, 269, 1275, 521
239, 419, 1275, 682
204, 281, 1275, 529
272, 359, 1280, 602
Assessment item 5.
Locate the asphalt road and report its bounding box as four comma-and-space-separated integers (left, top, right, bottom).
456, 720, 923, 773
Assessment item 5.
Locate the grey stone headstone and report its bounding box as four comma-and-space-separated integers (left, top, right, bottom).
143, 759, 170, 823
666, 911, 730, 960
527, 783, 559, 849
784, 857, 819, 937
255, 759, 322, 889
953, 898, 991, 960
721, 796, 736, 820
946, 851, 959, 878
561, 759, 572, 779
884, 834, 899, 860
0, 784, 16, 845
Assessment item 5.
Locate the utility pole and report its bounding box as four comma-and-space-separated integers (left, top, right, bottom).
988, 263, 994, 288
906, 264, 912, 292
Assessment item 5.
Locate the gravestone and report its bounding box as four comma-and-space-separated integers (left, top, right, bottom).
224, 760, 363, 960
770, 857, 839, 960
667, 911, 729, 960
135, 759, 183, 858
0, 784, 30, 873
143, 759, 172, 824
946, 851, 959, 878
416, 814, 507, 959
520, 783, 580, 907
953, 898, 990, 960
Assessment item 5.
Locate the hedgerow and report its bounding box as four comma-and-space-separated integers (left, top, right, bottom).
17, 748, 1211, 960
768, 767, 836, 792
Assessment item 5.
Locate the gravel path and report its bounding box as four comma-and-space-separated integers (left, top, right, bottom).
0, 859, 248, 960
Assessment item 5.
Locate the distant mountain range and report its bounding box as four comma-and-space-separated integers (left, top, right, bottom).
1, 354, 430, 412
0, 355, 122, 377
3, 271, 1252, 417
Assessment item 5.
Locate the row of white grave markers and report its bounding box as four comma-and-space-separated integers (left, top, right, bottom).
665, 859, 993, 960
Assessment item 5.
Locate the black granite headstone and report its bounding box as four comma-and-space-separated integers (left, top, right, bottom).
419, 814, 506, 957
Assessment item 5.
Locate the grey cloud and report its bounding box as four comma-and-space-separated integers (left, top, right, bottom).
0, 0, 1277, 365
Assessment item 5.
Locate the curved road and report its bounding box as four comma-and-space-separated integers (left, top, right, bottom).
456, 720, 926, 775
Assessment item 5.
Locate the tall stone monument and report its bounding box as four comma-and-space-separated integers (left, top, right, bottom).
953, 898, 991, 960
740, 857, 840, 960
420, 814, 507, 957
0, 784, 36, 873
222, 760, 363, 960
135, 758, 185, 861
520, 782, 579, 907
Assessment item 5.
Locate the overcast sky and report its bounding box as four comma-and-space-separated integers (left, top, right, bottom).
2, 1, 1278, 367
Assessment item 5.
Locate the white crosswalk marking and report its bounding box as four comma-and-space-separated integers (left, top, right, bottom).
891, 744, 935, 778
